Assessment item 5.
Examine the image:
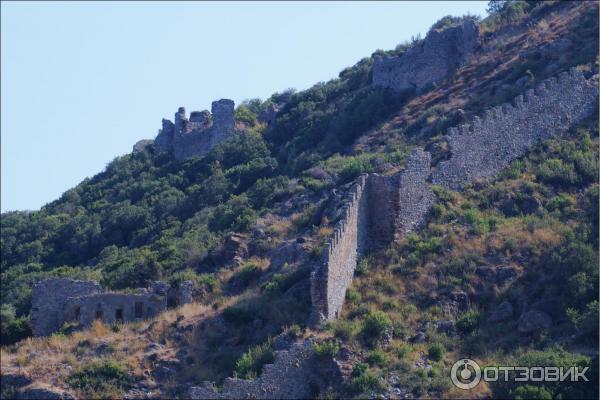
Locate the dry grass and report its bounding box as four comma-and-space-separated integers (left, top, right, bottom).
0, 301, 217, 394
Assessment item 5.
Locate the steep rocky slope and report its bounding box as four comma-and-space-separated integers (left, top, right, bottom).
1, 1, 598, 399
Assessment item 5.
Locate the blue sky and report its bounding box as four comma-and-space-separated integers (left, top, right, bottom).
1, 1, 488, 212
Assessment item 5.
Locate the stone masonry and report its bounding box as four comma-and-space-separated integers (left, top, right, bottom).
432, 68, 599, 189
189, 339, 317, 400
154, 99, 238, 160
30, 278, 102, 337
373, 20, 479, 93
311, 69, 598, 325
310, 149, 434, 323
63, 291, 166, 329
30, 278, 194, 336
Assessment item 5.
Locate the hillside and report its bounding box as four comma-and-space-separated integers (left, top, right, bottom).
1, 1, 599, 399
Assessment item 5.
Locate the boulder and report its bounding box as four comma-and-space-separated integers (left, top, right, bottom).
436, 320, 456, 336
518, 310, 552, 333
487, 301, 514, 323
210, 233, 248, 266
450, 290, 470, 310
496, 267, 517, 285
410, 331, 427, 343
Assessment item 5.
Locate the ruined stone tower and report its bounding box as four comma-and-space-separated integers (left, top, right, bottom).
153, 98, 237, 160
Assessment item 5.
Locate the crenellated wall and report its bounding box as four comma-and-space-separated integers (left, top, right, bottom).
432, 68, 599, 189
310, 149, 434, 323
310, 70, 598, 325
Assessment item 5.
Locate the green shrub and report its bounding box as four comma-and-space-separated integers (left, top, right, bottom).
198, 273, 219, 292
366, 349, 388, 366
234, 338, 274, 380
338, 157, 373, 184
67, 359, 130, 398
345, 288, 362, 304
355, 257, 370, 275
512, 385, 553, 400
428, 343, 444, 362
236, 262, 262, 287
456, 310, 479, 334
537, 159, 579, 186
362, 311, 392, 338
330, 320, 358, 341
0, 304, 31, 345
348, 363, 382, 394
313, 340, 340, 359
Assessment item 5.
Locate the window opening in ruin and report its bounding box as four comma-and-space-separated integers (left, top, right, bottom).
95, 310, 103, 320
135, 302, 143, 318
115, 308, 124, 322
74, 306, 81, 321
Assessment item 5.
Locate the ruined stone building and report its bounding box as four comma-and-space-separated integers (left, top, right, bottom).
372, 20, 479, 94
30, 278, 193, 336
152, 99, 239, 160
310, 68, 598, 325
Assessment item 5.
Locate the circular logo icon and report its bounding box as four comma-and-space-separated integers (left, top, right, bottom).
451, 359, 482, 390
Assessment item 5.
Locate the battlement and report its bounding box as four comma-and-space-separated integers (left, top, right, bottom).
154, 98, 238, 160
310, 70, 598, 325
432, 68, 598, 189
310, 148, 434, 323
373, 20, 479, 93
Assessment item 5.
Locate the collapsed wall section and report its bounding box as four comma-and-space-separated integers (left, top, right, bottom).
432, 69, 599, 189
189, 339, 316, 400
373, 20, 479, 93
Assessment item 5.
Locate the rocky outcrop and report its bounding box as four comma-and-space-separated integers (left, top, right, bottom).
432, 69, 599, 189
154, 99, 239, 160
373, 20, 479, 93
132, 139, 154, 153
189, 339, 318, 399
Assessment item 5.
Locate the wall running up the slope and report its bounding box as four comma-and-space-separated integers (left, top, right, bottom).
310, 149, 434, 324
310, 69, 598, 326
432, 68, 599, 189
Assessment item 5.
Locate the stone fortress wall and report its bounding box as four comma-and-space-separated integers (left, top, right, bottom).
311, 69, 598, 326
189, 339, 317, 400
151, 99, 238, 160
310, 176, 368, 323
372, 20, 479, 94
30, 278, 193, 336
310, 149, 434, 323
432, 68, 599, 189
